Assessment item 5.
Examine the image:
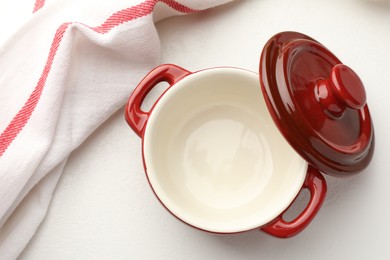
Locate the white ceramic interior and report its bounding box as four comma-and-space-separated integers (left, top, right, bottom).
143, 68, 307, 233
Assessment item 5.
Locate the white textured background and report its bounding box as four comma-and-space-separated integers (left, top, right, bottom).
20, 0, 390, 259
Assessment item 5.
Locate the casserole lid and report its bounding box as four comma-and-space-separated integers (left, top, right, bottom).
259, 32, 374, 176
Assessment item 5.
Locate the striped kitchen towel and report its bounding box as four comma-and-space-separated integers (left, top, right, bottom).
0, 0, 232, 258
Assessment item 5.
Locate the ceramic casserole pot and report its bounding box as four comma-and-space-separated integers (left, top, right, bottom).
125, 32, 374, 238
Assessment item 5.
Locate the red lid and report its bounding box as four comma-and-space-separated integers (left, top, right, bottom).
259, 32, 374, 176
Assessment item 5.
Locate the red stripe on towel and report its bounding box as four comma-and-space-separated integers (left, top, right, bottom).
33, 0, 45, 13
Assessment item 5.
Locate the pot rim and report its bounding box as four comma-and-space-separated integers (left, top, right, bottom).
141, 67, 308, 233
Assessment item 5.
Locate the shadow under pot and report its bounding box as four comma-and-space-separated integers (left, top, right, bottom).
125, 31, 374, 238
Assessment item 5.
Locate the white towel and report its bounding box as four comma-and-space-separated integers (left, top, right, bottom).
0, 0, 232, 258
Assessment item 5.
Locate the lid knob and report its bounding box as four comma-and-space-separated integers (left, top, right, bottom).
315, 64, 367, 118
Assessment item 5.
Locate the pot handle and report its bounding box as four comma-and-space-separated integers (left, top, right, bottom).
125, 64, 191, 137
261, 165, 327, 238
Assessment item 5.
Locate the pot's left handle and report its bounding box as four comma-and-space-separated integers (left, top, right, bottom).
125, 64, 191, 137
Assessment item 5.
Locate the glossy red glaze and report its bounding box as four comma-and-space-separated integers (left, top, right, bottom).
261, 165, 326, 238
125, 64, 190, 137
260, 32, 374, 176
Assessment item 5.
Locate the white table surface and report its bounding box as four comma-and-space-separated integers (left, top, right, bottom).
19, 0, 390, 259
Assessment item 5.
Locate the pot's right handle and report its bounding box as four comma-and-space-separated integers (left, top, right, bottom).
261, 165, 327, 238
125, 64, 191, 137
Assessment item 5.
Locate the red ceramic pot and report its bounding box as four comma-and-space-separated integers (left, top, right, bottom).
125, 32, 374, 238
